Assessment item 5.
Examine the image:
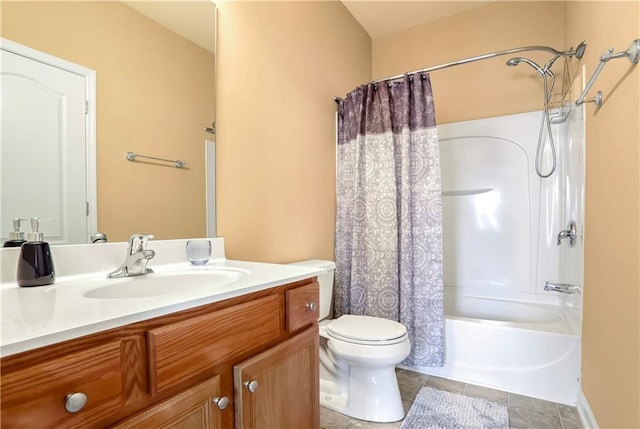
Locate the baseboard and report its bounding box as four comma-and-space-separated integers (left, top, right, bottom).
577, 390, 599, 429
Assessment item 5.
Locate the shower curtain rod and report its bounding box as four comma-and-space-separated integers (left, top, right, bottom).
334, 43, 585, 103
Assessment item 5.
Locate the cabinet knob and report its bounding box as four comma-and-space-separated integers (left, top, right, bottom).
212, 396, 229, 410
305, 302, 317, 312
244, 380, 258, 393
64, 392, 87, 413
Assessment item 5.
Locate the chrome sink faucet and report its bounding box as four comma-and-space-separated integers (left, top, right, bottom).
107, 234, 155, 278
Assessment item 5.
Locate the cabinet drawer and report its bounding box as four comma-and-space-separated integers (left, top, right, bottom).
286, 282, 319, 332
148, 294, 281, 394
1, 341, 124, 429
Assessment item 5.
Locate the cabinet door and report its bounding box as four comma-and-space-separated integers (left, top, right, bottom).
234, 326, 319, 429
112, 376, 225, 429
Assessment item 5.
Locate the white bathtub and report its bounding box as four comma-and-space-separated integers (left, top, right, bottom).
402, 293, 581, 406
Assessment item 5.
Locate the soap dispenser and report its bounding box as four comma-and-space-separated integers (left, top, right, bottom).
3, 218, 27, 247
17, 218, 55, 287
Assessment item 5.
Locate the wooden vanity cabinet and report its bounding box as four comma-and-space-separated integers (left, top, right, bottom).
0, 278, 320, 429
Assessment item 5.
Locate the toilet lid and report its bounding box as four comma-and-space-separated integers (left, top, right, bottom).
326, 315, 407, 344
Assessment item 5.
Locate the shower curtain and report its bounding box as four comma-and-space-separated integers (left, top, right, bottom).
334, 74, 444, 366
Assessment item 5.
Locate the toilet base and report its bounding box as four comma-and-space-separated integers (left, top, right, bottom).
319, 379, 349, 412
319, 366, 405, 423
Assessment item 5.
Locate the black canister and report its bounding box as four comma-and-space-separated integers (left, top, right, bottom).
16, 218, 55, 287
3, 239, 27, 248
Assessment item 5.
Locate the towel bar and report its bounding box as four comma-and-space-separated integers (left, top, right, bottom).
126, 151, 186, 168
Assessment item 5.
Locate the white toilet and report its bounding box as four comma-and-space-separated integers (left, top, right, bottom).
292, 260, 411, 423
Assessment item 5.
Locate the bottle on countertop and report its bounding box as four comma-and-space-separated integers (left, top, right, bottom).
17, 218, 55, 287
3, 218, 28, 248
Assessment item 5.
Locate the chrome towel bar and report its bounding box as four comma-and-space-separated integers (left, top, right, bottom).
126, 151, 186, 168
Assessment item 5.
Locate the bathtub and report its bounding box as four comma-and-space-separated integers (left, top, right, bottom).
402, 292, 581, 406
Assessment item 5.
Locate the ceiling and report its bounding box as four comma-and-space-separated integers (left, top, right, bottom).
122, 1, 492, 54
341, 1, 492, 39
122, 1, 216, 54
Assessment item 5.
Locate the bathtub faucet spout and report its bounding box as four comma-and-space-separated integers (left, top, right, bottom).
544, 281, 581, 294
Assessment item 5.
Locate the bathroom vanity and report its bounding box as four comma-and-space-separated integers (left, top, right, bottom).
0, 239, 321, 428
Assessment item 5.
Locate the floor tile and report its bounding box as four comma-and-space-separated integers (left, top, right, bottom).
558, 404, 583, 429
401, 399, 413, 415
508, 393, 559, 414
321, 406, 352, 429
423, 375, 466, 394
345, 418, 401, 429
323, 369, 582, 429
395, 368, 428, 401
395, 368, 429, 385
508, 406, 563, 429
464, 383, 509, 404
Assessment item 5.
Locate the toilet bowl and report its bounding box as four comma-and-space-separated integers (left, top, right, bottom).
291, 260, 411, 423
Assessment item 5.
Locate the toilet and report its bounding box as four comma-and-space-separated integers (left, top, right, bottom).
291, 260, 411, 423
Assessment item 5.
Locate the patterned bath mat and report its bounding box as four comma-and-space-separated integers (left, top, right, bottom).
400, 386, 509, 429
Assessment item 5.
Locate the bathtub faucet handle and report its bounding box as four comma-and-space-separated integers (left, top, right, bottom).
544, 281, 581, 294
557, 221, 577, 247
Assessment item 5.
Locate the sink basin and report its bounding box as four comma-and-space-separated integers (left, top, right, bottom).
83, 267, 249, 299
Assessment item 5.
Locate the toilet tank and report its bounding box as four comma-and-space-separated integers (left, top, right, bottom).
289, 259, 336, 321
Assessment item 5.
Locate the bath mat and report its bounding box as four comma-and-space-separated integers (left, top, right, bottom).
400, 386, 509, 429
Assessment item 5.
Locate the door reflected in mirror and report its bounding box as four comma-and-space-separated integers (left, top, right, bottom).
0, 1, 216, 244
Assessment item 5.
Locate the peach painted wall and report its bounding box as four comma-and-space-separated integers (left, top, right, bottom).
373, 1, 566, 125
1, 2, 215, 241
565, 2, 640, 428
215, 1, 371, 262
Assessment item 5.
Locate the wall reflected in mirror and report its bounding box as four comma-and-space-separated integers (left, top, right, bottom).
1, 1, 216, 244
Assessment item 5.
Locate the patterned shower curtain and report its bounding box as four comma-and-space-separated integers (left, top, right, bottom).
334, 74, 444, 366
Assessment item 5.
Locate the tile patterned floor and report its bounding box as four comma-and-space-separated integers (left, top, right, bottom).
320, 368, 583, 429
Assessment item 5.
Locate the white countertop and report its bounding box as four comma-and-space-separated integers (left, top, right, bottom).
0, 239, 323, 357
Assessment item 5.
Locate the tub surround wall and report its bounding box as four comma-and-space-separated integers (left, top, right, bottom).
415, 110, 583, 405
438, 110, 576, 304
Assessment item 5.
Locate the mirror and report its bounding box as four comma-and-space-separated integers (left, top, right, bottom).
0, 1, 216, 244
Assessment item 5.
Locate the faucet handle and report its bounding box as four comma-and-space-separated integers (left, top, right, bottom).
557, 221, 577, 247
128, 234, 154, 254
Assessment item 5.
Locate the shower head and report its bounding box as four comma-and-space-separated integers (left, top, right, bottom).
555, 41, 587, 59
505, 57, 546, 75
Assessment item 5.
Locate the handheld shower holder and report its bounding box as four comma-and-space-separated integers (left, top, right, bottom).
576, 38, 640, 109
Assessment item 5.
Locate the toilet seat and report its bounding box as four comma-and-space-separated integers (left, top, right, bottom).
326, 315, 408, 346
